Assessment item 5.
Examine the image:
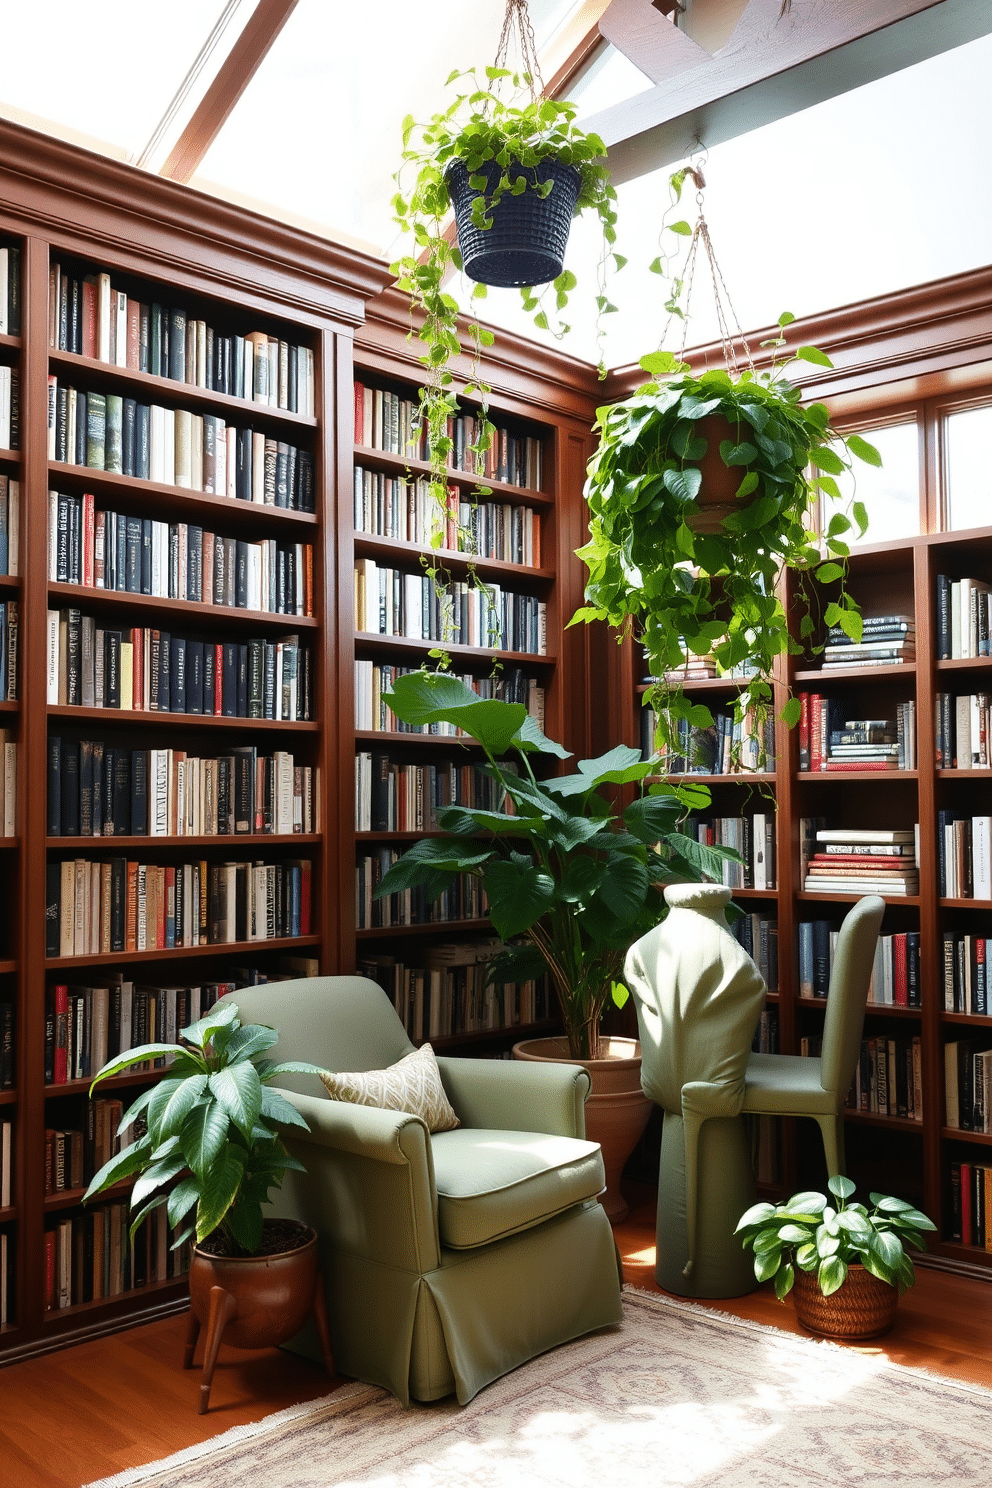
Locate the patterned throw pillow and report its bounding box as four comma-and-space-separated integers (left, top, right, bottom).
318, 1042, 460, 1133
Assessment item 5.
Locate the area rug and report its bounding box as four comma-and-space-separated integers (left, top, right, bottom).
85, 1287, 991, 1488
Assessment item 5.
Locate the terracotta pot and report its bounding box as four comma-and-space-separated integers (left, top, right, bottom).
188, 1221, 319, 1351
792, 1263, 899, 1340
512, 1036, 652, 1225
688, 414, 755, 533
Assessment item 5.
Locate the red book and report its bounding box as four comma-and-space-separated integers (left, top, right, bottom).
126, 300, 141, 371
799, 692, 810, 769
825, 760, 900, 772
53, 984, 68, 1085
214, 643, 224, 715
132, 626, 143, 710
82, 493, 94, 587
810, 693, 823, 772
81, 276, 98, 361
810, 854, 908, 868
354, 382, 365, 444
893, 932, 908, 1006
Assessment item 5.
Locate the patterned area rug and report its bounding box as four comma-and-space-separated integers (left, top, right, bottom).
85, 1288, 991, 1488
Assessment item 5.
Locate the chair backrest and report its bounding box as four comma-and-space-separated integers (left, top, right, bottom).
820, 895, 886, 1098
215, 977, 414, 1094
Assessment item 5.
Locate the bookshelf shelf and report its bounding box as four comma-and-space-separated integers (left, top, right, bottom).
48, 464, 319, 534
0, 1206, 16, 1223
797, 770, 919, 781
45, 934, 320, 969
46, 583, 318, 633
355, 920, 491, 940
353, 444, 554, 507
935, 657, 992, 672
41, 1275, 185, 1323
0, 575, 19, 593
48, 348, 319, 431
936, 768, 992, 778
939, 897, 992, 908
798, 998, 922, 1019
353, 730, 485, 750
0, 449, 20, 466
729, 887, 780, 900
796, 891, 922, 906
941, 1012, 992, 1027
0, 960, 16, 975
0, 839, 18, 850
353, 533, 555, 588
0, 333, 20, 351
943, 1128, 992, 1148
354, 632, 555, 668
842, 1111, 925, 1133
635, 677, 756, 695
0, 701, 17, 715
46, 834, 319, 849
45, 1070, 165, 1097
793, 663, 916, 683
44, 1178, 133, 1212
0, 1090, 15, 1105
47, 706, 319, 733
647, 772, 776, 785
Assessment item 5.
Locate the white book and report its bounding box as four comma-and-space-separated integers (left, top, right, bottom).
956, 694, 972, 767
815, 828, 915, 843
225, 426, 237, 498
97, 272, 112, 362
7, 478, 18, 577
149, 405, 166, 483
114, 291, 127, 367
46, 609, 59, 703
216, 420, 228, 496
162, 407, 176, 486
973, 816, 992, 900
191, 413, 204, 492
46, 374, 57, 458
252, 431, 266, 503
0, 366, 10, 449
951, 581, 962, 660
753, 813, 768, 890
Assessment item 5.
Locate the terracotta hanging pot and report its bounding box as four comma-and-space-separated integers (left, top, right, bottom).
687, 414, 757, 534
511, 1035, 652, 1224
792, 1263, 899, 1340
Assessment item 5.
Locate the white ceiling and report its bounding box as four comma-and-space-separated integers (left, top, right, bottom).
0, 2, 989, 368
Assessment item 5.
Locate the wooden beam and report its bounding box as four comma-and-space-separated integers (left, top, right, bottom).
586, 0, 992, 184
159, 0, 300, 184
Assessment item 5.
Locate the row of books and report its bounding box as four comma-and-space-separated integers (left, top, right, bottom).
44, 1097, 122, 1195
45, 978, 224, 1084
935, 574, 991, 660
934, 693, 992, 769
948, 1163, 992, 1250
47, 612, 311, 719
799, 922, 922, 1006
684, 813, 777, 890
751, 1007, 779, 1054
0, 730, 15, 836
355, 661, 544, 736
942, 932, 992, 1015
0, 364, 18, 450
48, 739, 317, 838
0, 601, 17, 701
49, 262, 315, 414
45, 1203, 190, 1312
803, 828, 919, 896
355, 753, 510, 834
49, 492, 313, 615
354, 470, 542, 566
359, 942, 550, 1043
818, 614, 915, 669
353, 381, 542, 489
798, 695, 917, 772
0, 476, 19, 574
937, 812, 992, 899
45, 857, 312, 957
47, 381, 315, 511
731, 912, 779, 991
0, 244, 21, 336
850, 1035, 923, 1119
944, 1040, 992, 1132
0, 1003, 11, 1089
354, 560, 547, 655
357, 850, 484, 930
641, 706, 775, 774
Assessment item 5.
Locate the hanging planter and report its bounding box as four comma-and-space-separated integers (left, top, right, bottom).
571, 164, 880, 766
446, 156, 582, 288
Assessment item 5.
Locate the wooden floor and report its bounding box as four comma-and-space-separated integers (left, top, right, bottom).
2, 1182, 990, 1488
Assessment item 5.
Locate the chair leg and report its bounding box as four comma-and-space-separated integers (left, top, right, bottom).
817, 1115, 846, 1178
198, 1284, 238, 1415
311, 1271, 335, 1378
182, 1307, 201, 1370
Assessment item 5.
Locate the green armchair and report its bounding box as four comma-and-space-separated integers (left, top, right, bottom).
218, 977, 622, 1405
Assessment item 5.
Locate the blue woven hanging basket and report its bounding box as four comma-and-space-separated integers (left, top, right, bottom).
446, 157, 582, 289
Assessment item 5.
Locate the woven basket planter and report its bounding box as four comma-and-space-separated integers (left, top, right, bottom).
446, 157, 581, 288
792, 1263, 899, 1340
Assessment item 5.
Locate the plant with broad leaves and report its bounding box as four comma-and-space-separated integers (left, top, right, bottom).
571, 332, 881, 765
391, 65, 620, 646
83, 1003, 323, 1256
374, 670, 739, 1061
736, 1174, 936, 1300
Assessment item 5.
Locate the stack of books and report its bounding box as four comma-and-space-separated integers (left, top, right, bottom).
819, 614, 915, 669
803, 827, 919, 895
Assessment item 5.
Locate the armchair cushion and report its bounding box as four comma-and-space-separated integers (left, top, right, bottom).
431, 1128, 604, 1249
319, 1041, 460, 1133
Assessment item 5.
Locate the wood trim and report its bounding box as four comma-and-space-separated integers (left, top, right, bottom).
159, 1, 301, 185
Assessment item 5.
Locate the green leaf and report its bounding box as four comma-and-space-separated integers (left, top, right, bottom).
872, 1194, 914, 1213
662, 466, 703, 504
780, 696, 801, 729
83, 1136, 152, 1202
773, 1262, 795, 1300
808, 445, 845, 475
223, 1024, 279, 1064
735, 1202, 776, 1231
88, 1044, 184, 1091
145, 1073, 209, 1146
483, 859, 555, 939
815, 562, 845, 583
180, 1100, 230, 1182
794, 345, 833, 367
209, 1063, 263, 1142
180, 1000, 240, 1054
511, 714, 572, 758
624, 792, 682, 844
376, 837, 492, 896
166, 1175, 199, 1230
847, 433, 882, 466
596, 854, 650, 922
818, 1256, 848, 1296
131, 1153, 187, 1211
827, 1174, 856, 1201
258, 1085, 311, 1131
754, 1248, 783, 1283
195, 1151, 245, 1242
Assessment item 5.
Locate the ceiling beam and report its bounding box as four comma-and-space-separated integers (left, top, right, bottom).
585, 0, 992, 184
159, 0, 300, 184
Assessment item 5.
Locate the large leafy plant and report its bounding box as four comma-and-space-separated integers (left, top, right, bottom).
392, 67, 620, 565
572, 344, 880, 759
83, 1002, 323, 1255
374, 670, 736, 1060
736, 1175, 936, 1300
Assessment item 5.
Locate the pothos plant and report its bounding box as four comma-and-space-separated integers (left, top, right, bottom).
391, 66, 621, 658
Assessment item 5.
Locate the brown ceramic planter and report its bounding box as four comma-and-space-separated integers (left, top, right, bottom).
185, 1220, 333, 1412
792, 1263, 899, 1340
689, 415, 755, 533
512, 1036, 652, 1225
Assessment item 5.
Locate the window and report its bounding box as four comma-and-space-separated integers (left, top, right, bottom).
834, 420, 921, 547
944, 404, 992, 532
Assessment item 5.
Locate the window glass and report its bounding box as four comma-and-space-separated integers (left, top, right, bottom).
832, 422, 920, 547
945, 405, 992, 532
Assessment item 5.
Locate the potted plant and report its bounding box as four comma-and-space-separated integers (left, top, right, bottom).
373, 669, 736, 1219
83, 1000, 329, 1412
736, 1175, 937, 1339
572, 339, 881, 760
391, 64, 621, 564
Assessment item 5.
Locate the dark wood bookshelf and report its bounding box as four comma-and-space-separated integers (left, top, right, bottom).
45, 935, 320, 969
843, 1111, 925, 1133
47, 705, 319, 733
354, 632, 556, 668
355, 920, 491, 940
0, 448, 21, 466
353, 532, 555, 588
0, 1090, 16, 1106
353, 443, 554, 507
48, 463, 318, 534
0, 332, 20, 351
46, 582, 318, 633
943, 1128, 992, 1147
797, 770, 919, 781
44, 1070, 167, 1097
46, 834, 319, 849
0, 574, 20, 592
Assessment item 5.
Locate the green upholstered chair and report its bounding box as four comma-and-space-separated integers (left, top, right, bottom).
216, 977, 622, 1406
743, 894, 886, 1175
624, 884, 769, 1299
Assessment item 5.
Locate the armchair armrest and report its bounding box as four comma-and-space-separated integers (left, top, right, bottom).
281, 1090, 433, 1165
436, 1056, 591, 1138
